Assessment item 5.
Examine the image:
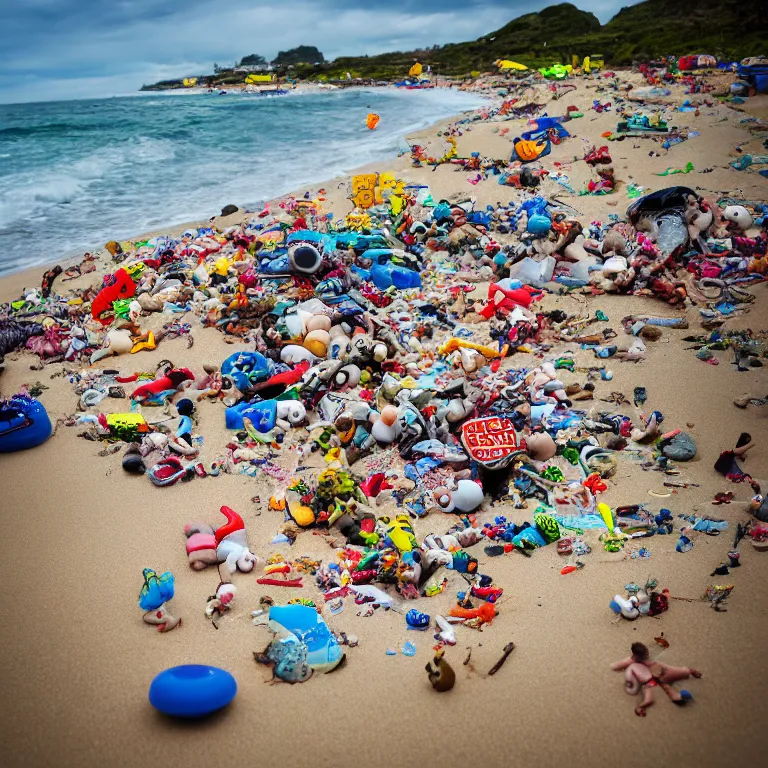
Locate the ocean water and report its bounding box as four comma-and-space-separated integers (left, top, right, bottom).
0, 87, 486, 276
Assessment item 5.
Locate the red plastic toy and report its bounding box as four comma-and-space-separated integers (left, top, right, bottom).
132, 368, 195, 401
91, 268, 137, 324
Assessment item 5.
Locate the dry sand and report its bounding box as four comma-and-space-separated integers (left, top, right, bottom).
1, 75, 767, 768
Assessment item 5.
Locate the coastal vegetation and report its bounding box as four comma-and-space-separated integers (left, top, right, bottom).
140, 0, 766, 90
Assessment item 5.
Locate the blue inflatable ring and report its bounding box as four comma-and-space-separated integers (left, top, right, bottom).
149, 665, 237, 718
0, 395, 52, 453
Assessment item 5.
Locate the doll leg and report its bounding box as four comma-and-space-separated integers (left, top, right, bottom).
660, 665, 702, 683
636, 682, 655, 716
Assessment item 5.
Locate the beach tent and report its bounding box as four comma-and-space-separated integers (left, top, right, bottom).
409, 62, 423, 78
496, 60, 528, 71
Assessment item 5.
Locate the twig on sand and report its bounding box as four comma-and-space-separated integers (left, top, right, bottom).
488, 642, 515, 676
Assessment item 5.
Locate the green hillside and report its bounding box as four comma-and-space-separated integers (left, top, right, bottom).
312, 0, 765, 80
141, 1, 767, 90
318, 4, 602, 79
598, 0, 766, 63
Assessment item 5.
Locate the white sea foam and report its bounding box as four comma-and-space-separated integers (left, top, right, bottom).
0, 88, 487, 274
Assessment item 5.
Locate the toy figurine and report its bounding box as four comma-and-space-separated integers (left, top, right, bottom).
225, 397, 306, 432
184, 505, 260, 580
205, 582, 237, 627
138, 568, 180, 632
257, 554, 304, 587
426, 648, 456, 691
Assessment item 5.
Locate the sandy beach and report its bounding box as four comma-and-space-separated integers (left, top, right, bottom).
1, 71, 767, 768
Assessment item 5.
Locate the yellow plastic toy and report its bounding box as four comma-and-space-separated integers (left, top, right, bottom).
213, 256, 231, 277
345, 210, 372, 232
350, 171, 401, 210
105, 413, 149, 432
441, 136, 458, 162
375, 172, 397, 205
130, 330, 156, 354
439, 337, 502, 359
381, 515, 417, 552
389, 180, 408, 217
598, 502, 627, 545
350, 173, 377, 209
124, 261, 146, 279
496, 59, 528, 72
285, 488, 315, 527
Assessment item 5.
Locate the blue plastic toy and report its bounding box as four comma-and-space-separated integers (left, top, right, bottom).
512, 526, 548, 549
519, 197, 552, 236
138, 569, 175, 612
149, 665, 237, 718
225, 398, 277, 431
221, 351, 274, 392
406, 609, 430, 630
527, 213, 551, 236
361, 249, 422, 291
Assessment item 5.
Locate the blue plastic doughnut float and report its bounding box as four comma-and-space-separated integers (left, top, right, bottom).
149, 665, 237, 718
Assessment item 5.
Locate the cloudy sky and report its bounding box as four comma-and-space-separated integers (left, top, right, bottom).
0, 1, 635, 104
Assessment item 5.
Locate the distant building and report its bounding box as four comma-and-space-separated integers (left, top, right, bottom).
235, 64, 273, 73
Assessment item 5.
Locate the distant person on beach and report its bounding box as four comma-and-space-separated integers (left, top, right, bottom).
611, 642, 702, 717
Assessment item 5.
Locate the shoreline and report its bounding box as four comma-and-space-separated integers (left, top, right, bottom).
0, 103, 481, 301
4, 74, 763, 302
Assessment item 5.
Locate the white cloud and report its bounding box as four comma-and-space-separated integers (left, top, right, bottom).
0, 1, 636, 103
